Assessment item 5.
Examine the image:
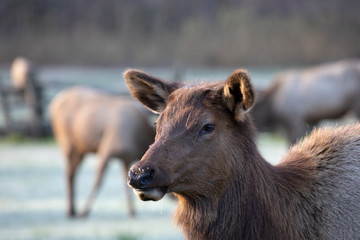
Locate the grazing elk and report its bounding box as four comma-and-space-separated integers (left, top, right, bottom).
11, 57, 35, 89
50, 86, 155, 218
125, 69, 360, 240
252, 59, 360, 144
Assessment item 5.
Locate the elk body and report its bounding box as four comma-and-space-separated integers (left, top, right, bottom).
252, 59, 360, 144
125, 69, 360, 240
50, 86, 155, 217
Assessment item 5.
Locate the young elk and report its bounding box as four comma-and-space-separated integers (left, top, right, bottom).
50, 87, 155, 218
124, 69, 360, 240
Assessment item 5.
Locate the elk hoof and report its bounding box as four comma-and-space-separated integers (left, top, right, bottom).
78, 211, 89, 219
67, 209, 76, 218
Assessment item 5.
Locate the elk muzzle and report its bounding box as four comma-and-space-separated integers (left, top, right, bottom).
128, 164, 168, 201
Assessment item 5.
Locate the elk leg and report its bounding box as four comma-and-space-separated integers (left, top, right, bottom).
123, 161, 135, 217
79, 155, 110, 218
307, 122, 317, 135
284, 118, 308, 146
66, 149, 84, 218
352, 99, 360, 119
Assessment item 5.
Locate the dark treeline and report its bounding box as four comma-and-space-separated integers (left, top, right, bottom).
1, 0, 360, 66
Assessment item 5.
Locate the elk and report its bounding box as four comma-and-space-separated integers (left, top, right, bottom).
124, 69, 360, 240
251, 59, 360, 144
11, 57, 35, 89
50, 86, 155, 218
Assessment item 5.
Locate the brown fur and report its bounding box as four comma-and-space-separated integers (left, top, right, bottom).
49, 86, 155, 217
125, 69, 360, 240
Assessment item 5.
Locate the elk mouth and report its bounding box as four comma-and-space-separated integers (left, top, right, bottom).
133, 186, 168, 201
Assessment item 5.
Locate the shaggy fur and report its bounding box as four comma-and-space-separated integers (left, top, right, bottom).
125, 68, 360, 240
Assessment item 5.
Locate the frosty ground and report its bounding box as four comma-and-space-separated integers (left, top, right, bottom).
0, 134, 286, 240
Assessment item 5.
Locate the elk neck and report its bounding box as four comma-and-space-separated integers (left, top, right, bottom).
174, 127, 318, 240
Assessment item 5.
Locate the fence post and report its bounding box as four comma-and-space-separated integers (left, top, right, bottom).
0, 76, 13, 133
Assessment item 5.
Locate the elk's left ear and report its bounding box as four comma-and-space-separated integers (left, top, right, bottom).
222, 69, 255, 122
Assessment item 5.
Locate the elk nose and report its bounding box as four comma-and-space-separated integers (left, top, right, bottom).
128, 168, 155, 189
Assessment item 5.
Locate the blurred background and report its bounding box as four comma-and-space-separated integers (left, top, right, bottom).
1, 0, 360, 66
0, 0, 359, 239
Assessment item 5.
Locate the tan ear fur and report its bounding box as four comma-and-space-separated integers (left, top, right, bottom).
222, 69, 255, 122
124, 69, 180, 113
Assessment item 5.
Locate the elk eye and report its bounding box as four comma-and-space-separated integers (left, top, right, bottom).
199, 123, 215, 136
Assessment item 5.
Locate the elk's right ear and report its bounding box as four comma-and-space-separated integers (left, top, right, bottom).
124, 69, 180, 113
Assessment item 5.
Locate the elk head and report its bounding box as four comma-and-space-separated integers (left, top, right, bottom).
124, 69, 255, 202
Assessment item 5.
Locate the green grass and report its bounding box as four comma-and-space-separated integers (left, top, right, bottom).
0, 134, 56, 145
117, 233, 139, 240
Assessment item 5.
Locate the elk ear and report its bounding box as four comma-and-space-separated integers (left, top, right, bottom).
222, 69, 255, 122
124, 69, 180, 113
